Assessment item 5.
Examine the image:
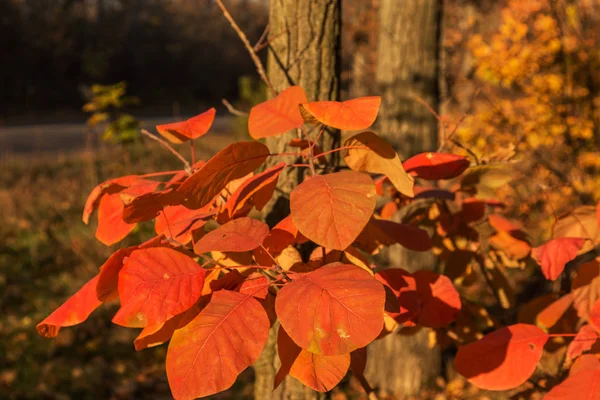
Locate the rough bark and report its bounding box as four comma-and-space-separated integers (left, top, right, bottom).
364, 0, 443, 398
253, 1, 341, 399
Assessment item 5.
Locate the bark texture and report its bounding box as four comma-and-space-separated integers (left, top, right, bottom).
253, 1, 341, 399
364, 0, 443, 398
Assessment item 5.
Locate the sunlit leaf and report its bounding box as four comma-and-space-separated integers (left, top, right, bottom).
290, 171, 376, 250
177, 141, 270, 209
37, 275, 102, 338
248, 86, 308, 139
156, 108, 216, 143
166, 290, 269, 399
95, 193, 136, 246
403, 152, 470, 180
545, 355, 600, 400
275, 263, 385, 355
82, 175, 138, 224
112, 248, 206, 327
193, 217, 269, 254
566, 324, 598, 362
412, 270, 462, 328
344, 131, 414, 197
154, 204, 212, 244
532, 237, 586, 281
299, 96, 381, 130
454, 324, 548, 390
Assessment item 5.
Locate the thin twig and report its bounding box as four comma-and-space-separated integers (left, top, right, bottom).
356, 374, 379, 400
253, 23, 270, 50
222, 98, 249, 117
140, 129, 191, 172
216, 0, 276, 95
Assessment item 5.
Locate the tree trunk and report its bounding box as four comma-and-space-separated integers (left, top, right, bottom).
364, 0, 443, 398
253, 1, 341, 399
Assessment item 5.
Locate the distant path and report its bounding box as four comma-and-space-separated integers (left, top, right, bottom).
0, 116, 234, 155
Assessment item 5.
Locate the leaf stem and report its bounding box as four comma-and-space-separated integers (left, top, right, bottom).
140, 129, 191, 172
138, 170, 183, 178
313, 145, 370, 159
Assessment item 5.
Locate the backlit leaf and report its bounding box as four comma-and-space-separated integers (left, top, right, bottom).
290, 171, 376, 250
193, 217, 269, 254
95, 193, 136, 246
537, 293, 574, 330
532, 237, 586, 281
166, 290, 269, 399
248, 86, 308, 139
276, 327, 350, 392
403, 152, 470, 180
299, 96, 381, 130
553, 205, 600, 253
37, 275, 102, 338
566, 324, 598, 362
454, 324, 548, 390
156, 108, 216, 143
82, 175, 138, 224
275, 263, 385, 355
412, 270, 462, 328
545, 355, 600, 400
344, 131, 414, 197
112, 248, 206, 327
154, 204, 212, 244
177, 141, 270, 209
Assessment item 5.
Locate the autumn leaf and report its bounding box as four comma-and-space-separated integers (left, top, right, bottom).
275, 263, 385, 355
412, 270, 462, 328
193, 217, 269, 254
275, 327, 350, 392
112, 248, 206, 327
545, 355, 600, 400
177, 141, 270, 209
95, 193, 136, 246
37, 275, 102, 338
290, 171, 376, 250
156, 108, 216, 143
454, 324, 548, 390
82, 175, 139, 224
403, 152, 470, 180
166, 290, 269, 399
248, 86, 308, 139
154, 204, 212, 244
344, 131, 414, 197
299, 96, 381, 130
566, 324, 598, 362
532, 237, 586, 280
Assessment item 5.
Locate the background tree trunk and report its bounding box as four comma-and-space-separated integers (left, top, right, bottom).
253, 1, 341, 399
364, 0, 443, 398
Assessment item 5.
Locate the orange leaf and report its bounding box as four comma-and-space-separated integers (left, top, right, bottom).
248, 86, 308, 139
403, 152, 470, 180
275, 263, 385, 355
156, 108, 216, 144
566, 324, 598, 362
236, 273, 269, 299
97, 248, 132, 302
276, 327, 349, 392
95, 193, 136, 246
193, 217, 269, 254
299, 96, 381, 130
221, 162, 286, 220
177, 141, 270, 209
536, 293, 574, 330
545, 355, 600, 400
166, 290, 269, 399
154, 204, 212, 244
290, 171, 376, 250
532, 237, 586, 281
488, 230, 531, 260
371, 219, 433, 252
344, 131, 414, 197
112, 248, 206, 327
121, 189, 182, 224
454, 324, 549, 391
37, 275, 102, 338
82, 175, 139, 224
375, 269, 419, 326
380, 201, 398, 219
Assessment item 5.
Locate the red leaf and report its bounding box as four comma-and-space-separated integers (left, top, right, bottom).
566, 324, 599, 362
275, 263, 385, 355
276, 327, 350, 392
591, 299, 600, 330
37, 275, 102, 338
412, 270, 462, 328
236, 273, 269, 299
371, 219, 433, 252
532, 237, 586, 281
112, 248, 206, 327
545, 355, 600, 400
454, 324, 549, 391
166, 290, 269, 399
375, 269, 419, 325
248, 86, 308, 139
156, 108, 216, 143
461, 198, 487, 223
350, 347, 368, 377
95, 193, 136, 246
154, 204, 212, 244
290, 171, 376, 250
82, 175, 138, 224
380, 201, 398, 219
121, 189, 182, 224
403, 152, 470, 180
193, 217, 269, 254
177, 141, 270, 209
299, 96, 381, 130
97, 248, 132, 302
221, 162, 286, 220
537, 293, 574, 330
